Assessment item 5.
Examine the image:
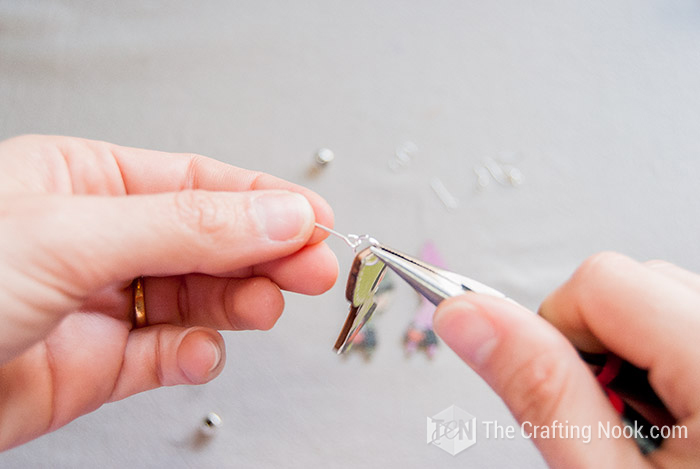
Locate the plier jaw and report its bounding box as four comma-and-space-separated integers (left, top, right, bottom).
368, 244, 508, 306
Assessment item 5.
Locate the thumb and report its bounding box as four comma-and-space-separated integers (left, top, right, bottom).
0, 189, 314, 362
11, 189, 315, 290
433, 294, 649, 468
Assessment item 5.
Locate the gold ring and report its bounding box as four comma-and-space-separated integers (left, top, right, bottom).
132, 277, 147, 328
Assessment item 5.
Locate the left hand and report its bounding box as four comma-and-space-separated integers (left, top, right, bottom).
0, 135, 338, 450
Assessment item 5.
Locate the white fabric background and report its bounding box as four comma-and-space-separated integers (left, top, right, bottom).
2, 1, 700, 467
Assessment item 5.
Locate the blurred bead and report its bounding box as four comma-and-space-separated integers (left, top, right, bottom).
314, 148, 334, 166
388, 141, 418, 172
201, 412, 222, 435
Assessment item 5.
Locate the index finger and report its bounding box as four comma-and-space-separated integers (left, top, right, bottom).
51, 136, 333, 244
539, 252, 700, 420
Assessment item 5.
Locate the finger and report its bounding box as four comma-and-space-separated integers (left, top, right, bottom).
0, 190, 320, 361
90, 245, 337, 330
144, 276, 286, 331
222, 242, 339, 295
8, 190, 317, 292
108, 325, 224, 402
541, 257, 700, 353
106, 142, 334, 244
143, 245, 338, 329
434, 295, 648, 468
0, 312, 131, 450
0, 316, 223, 450
252, 242, 339, 295
539, 252, 700, 419
644, 259, 700, 293
0, 135, 332, 244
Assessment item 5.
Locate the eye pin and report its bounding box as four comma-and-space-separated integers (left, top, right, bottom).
314, 223, 377, 252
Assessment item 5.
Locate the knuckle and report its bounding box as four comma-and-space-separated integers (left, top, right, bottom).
181, 152, 206, 163
541, 251, 631, 331
173, 190, 229, 240
569, 251, 627, 298
574, 252, 626, 283
643, 259, 672, 270
501, 341, 571, 425
181, 153, 208, 190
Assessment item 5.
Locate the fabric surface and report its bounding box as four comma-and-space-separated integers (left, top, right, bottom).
2, 1, 700, 467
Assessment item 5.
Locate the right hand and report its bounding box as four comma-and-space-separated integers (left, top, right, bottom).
434, 252, 700, 468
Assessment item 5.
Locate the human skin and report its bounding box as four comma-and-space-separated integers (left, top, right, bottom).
0, 135, 339, 451
434, 252, 700, 468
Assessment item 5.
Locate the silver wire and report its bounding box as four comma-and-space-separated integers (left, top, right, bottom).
314, 223, 377, 252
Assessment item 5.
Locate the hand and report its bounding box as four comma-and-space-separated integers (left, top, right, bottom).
0, 135, 338, 451
434, 252, 700, 468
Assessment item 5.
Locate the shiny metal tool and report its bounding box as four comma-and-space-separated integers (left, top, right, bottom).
367, 244, 508, 305
315, 223, 509, 353
315, 223, 507, 306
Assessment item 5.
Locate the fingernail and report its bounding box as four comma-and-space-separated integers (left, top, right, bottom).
207, 340, 222, 373
433, 296, 498, 367
253, 192, 313, 241
178, 332, 224, 383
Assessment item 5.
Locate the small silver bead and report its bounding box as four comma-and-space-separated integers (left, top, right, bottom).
202, 412, 222, 434
314, 148, 335, 166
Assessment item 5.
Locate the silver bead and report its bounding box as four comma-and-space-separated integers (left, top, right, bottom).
314, 148, 335, 166
201, 412, 222, 434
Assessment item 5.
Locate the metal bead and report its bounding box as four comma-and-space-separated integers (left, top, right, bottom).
314, 148, 334, 166
201, 412, 222, 435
